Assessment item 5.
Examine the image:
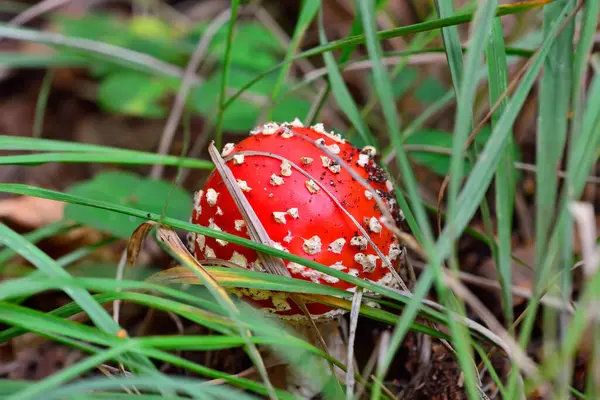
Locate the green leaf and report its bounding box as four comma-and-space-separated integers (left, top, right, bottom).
405, 129, 461, 175
185, 22, 281, 71
214, 0, 241, 150
270, 96, 311, 124
190, 69, 309, 133
414, 76, 448, 103
65, 171, 191, 238
53, 14, 188, 71
390, 67, 419, 98
128, 16, 173, 40
318, 8, 375, 147
97, 72, 173, 118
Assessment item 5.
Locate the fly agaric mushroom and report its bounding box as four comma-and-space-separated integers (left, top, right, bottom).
189, 120, 404, 321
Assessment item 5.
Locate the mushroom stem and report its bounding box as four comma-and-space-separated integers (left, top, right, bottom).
284, 318, 347, 398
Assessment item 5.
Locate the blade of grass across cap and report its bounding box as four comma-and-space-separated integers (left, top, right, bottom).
213, 0, 239, 150
317, 8, 374, 147
223, 0, 550, 110
207, 143, 337, 389
150, 266, 349, 297
0, 183, 494, 323
153, 224, 278, 400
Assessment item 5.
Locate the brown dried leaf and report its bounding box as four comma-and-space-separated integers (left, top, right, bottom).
0, 195, 64, 229
126, 221, 156, 268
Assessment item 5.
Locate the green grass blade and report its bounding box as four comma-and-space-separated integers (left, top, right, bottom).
224, 1, 548, 110
0, 183, 465, 327
0, 52, 89, 68
570, 0, 598, 139
371, 4, 574, 397
317, 8, 374, 147
485, 17, 515, 328
0, 311, 290, 399
436, 1, 498, 398
42, 376, 261, 400
486, 13, 520, 397
0, 136, 213, 169
0, 152, 213, 169
434, 0, 465, 94
214, 0, 240, 150
7, 341, 135, 400
533, 0, 575, 281
32, 70, 54, 138
506, 1, 576, 397
528, 53, 600, 397
535, 0, 576, 395
267, 0, 320, 119
0, 220, 74, 267
353, 1, 457, 398
439, 1, 574, 255
0, 225, 120, 335
0, 25, 188, 81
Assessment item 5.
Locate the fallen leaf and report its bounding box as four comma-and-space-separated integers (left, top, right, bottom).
0, 195, 64, 229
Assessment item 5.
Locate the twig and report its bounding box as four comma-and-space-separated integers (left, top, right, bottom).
445, 273, 543, 383
6, 0, 71, 27
303, 53, 449, 82
346, 288, 363, 400
408, 257, 575, 313
150, 8, 232, 179
0, 25, 195, 83
391, 144, 600, 185
112, 251, 127, 324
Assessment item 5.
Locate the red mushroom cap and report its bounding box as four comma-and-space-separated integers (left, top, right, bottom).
190, 120, 403, 321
